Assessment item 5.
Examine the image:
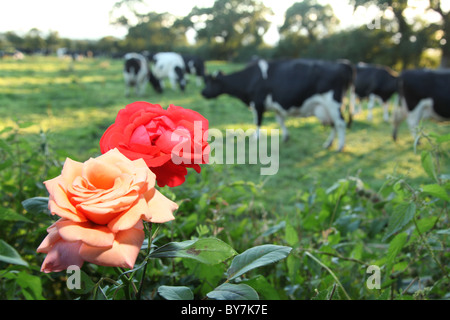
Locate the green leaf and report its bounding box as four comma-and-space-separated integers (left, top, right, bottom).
421, 151, 438, 182
243, 275, 283, 299
206, 283, 259, 300
0, 208, 33, 223
430, 132, 450, 143
149, 237, 237, 265
421, 184, 449, 201
14, 271, 44, 300
284, 222, 299, 246
158, 285, 194, 300
0, 240, 28, 267
226, 245, 292, 281
261, 221, 285, 237
383, 203, 416, 241
71, 270, 96, 295
22, 197, 50, 215
385, 232, 408, 272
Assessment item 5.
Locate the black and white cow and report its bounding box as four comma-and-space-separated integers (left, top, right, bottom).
150, 52, 187, 91
182, 55, 206, 87
393, 68, 450, 141
353, 62, 399, 122
201, 58, 354, 151
123, 52, 162, 96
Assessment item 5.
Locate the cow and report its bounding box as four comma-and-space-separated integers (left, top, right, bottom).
353, 62, 399, 122
393, 68, 450, 141
123, 52, 162, 96
201, 58, 354, 151
182, 54, 206, 86
150, 52, 187, 92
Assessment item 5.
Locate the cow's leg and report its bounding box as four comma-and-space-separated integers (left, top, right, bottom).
137, 78, 147, 96
168, 70, 177, 90
314, 92, 346, 151
392, 97, 407, 141
367, 93, 376, 121
335, 114, 346, 152
326, 97, 346, 151
275, 112, 289, 142
382, 101, 390, 122
406, 98, 433, 141
323, 127, 336, 149
250, 102, 264, 140
175, 66, 186, 91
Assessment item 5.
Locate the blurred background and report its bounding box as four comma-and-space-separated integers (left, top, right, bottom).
1, 0, 449, 69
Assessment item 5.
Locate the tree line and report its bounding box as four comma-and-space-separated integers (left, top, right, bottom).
1, 0, 448, 70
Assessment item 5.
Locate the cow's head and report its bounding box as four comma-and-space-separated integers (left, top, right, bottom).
201, 71, 224, 99
148, 71, 163, 93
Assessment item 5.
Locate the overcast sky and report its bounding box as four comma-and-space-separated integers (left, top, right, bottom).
0, 0, 443, 44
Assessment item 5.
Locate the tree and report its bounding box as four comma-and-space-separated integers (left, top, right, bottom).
123, 12, 188, 53
349, 0, 448, 68
428, 0, 450, 67
184, 0, 273, 60
45, 31, 60, 54
23, 28, 46, 53
4, 31, 24, 51
279, 0, 339, 43
109, 0, 147, 28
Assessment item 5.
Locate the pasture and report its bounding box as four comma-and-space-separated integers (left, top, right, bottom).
1, 55, 449, 300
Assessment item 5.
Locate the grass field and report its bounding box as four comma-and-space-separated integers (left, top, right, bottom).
1, 56, 448, 203
1, 55, 449, 300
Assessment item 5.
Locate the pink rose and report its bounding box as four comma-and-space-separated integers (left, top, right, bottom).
37, 149, 178, 272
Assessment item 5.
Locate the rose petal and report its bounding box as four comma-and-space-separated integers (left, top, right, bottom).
79, 225, 145, 269
83, 158, 122, 190
144, 189, 178, 223
40, 240, 84, 273
107, 196, 150, 232
56, 220, 115, 248
48, 199, 87, 222
150, 161, 188, 187
130, 125, 151, 146
37, 223, 60, 254
60, 158, 83, 188
45, 178, 87, 222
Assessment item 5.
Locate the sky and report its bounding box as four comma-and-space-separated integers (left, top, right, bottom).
0, 0, 445, 45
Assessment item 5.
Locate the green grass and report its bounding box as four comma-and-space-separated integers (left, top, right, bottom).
1, 55, 449, 300
1, 55, 448, 206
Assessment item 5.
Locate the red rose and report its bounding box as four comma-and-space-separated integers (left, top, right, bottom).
100, 102, 209, 187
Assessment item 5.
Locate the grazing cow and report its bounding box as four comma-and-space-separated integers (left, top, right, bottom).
182, 55, 206, 86
393, 68, 450, 141
150, 52, 187, 91
201, 58, 354, 151
353, 63, 399, 122
123, 52, 162, 96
